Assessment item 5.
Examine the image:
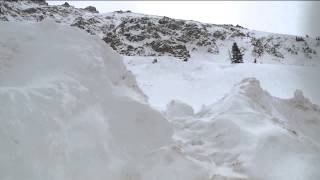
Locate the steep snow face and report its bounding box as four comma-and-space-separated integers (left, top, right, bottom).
1, 1, 320, 65
0, 21, 188, 180
167, 78, 320, 180
124, 56, 320, 111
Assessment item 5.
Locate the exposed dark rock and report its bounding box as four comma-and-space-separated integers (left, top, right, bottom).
30, 0, 48, 5
286, 45, 299, 55
103, 33, 123, 50
22, 7, 37, 14
0, 1, 317, 62
213, 30, 226, 40
83, 6, 98, 13
71, 17, 100, 29
158, 16, 170, 24
61, 2, 70, 8
152, 58, 158, 64
125, 34, 146, 42
114, 10, 131, 14
148, 40, 190, 60
302, 43, 316, 58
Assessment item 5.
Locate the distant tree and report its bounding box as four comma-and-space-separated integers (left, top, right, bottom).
296, 36, 305, 41
231, 42, 243, 63
306, 34, 309, 38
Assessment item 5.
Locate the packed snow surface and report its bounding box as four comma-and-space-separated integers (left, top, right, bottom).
1, 20, 320, 180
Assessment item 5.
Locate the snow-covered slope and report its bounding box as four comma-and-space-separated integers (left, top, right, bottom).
124, 56, 320, 111
1, 1, 320, 65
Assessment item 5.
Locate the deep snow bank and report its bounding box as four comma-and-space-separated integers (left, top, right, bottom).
0, 21, 190, 180
169, 78, 320, 180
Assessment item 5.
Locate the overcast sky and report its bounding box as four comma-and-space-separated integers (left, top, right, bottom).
49, 1, 320, 37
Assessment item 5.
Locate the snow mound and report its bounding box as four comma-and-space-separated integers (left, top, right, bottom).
170, 77, 320, 180
165, 100, 194, 118
0, 21, 198, 180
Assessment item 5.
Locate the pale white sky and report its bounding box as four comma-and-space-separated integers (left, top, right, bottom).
49, 1, 320, 37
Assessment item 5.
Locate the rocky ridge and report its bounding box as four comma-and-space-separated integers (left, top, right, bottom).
1, 1, 319, 63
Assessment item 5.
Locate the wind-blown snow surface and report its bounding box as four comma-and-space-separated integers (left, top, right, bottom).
0, 21, 208, 180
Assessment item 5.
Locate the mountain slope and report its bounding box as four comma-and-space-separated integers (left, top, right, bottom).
1, 1, 319, 65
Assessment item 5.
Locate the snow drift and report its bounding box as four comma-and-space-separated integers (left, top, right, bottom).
168, 78, 320, 180
0, 20, 204, 180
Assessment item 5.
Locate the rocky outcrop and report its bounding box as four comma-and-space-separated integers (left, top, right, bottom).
148, 40, 190, 60
83, 6, 98, 13
0, 1, 319, 62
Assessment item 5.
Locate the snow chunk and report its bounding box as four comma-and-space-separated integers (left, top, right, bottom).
0, 21, 174, 180
165, 99, 194, 118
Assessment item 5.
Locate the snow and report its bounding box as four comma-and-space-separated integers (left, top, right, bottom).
166, 78, 320, 180
0, 21, 186, 180
122, 53, 320, 179
165, 100, 195, 118
123, 56, 320, 112
2, 1, 320, 66
1, 6, 320, 180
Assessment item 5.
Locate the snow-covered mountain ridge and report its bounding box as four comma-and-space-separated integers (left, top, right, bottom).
1, 1, 320, 65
